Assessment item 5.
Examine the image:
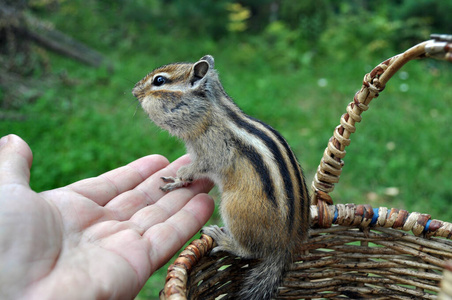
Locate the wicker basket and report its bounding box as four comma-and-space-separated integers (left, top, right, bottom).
159, 34, 452, 300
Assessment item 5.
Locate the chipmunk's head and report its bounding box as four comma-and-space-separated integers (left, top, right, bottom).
133, 55, 217, 140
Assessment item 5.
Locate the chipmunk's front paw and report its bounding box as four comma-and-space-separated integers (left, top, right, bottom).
160, 176, 193, 192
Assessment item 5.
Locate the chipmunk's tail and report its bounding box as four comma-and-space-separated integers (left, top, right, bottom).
238, 251, 290, 300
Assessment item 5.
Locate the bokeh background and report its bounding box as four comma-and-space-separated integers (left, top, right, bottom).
1, 0, 451, 298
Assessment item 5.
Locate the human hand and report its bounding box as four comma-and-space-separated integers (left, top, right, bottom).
0, 134, 214, 299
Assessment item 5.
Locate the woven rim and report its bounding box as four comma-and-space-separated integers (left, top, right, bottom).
160, 35, 452, 299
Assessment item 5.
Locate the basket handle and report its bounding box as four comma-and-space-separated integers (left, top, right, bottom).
311, 34, 452, 226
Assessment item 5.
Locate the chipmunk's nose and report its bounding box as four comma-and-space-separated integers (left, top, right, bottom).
131, 85, 141, 99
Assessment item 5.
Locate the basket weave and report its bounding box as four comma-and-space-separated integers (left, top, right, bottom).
160, 34, 452, 300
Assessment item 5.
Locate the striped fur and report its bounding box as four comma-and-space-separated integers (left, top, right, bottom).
133, 55, 310, 299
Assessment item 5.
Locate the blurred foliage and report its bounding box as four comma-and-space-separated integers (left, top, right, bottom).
226, 2, 251, 32
24, 0, 451, 57
17, 0, 449, 72
1, 0, 451, 298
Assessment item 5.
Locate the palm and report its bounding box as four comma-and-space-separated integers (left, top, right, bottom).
0, 135, 214, 299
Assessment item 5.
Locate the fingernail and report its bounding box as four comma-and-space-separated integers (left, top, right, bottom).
0, 135, 9, 148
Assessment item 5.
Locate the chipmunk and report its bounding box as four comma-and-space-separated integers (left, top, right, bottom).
132, 55, 310, 300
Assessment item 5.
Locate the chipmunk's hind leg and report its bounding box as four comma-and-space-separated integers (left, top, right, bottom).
202, 225, 254, 257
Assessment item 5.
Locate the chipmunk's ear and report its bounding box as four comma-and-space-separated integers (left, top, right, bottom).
193, 55, 214, 84
200, 55, 214, 68
193, 60, 209, 79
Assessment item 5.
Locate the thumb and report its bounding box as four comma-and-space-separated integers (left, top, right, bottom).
0, 134, 33, 186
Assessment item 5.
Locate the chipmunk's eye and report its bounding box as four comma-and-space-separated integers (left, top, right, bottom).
153, 75, 167, 86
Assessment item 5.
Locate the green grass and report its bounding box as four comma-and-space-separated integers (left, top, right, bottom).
2, 6, 452, 297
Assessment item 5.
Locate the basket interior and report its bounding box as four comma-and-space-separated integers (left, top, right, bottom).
187, 225, 452, 299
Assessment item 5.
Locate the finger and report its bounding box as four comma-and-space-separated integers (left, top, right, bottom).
0, 134, 33, 186
125, 177, 213, 225
144, 193, 215, 273
65, 155, 169, 206
106, 155, 206, 220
